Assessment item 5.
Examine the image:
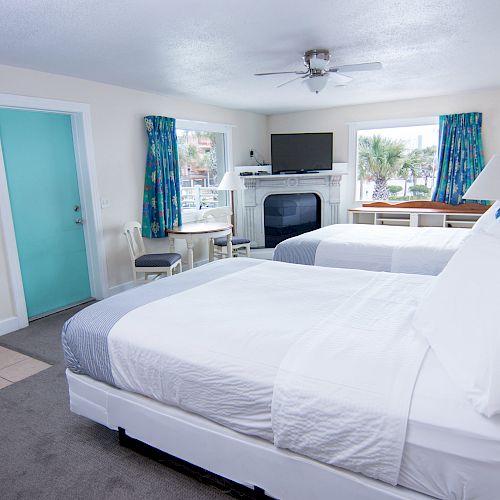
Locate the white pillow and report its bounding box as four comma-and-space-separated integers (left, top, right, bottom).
412, 223, 500, 417
471, 200, 500, 233
482, 210, 500, 239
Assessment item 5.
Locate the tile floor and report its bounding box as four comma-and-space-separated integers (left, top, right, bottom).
0, 345, 50, 388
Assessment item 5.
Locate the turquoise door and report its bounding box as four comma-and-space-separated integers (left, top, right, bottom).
0, 108, 91, 318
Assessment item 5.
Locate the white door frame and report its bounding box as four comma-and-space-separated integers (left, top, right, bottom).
0, 93, 108, 334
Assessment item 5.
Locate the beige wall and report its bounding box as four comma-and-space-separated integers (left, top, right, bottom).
0, 64, 268, 325
268, 88, 500, 222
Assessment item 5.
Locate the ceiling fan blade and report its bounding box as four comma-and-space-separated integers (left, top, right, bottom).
255, 70, 308, 76
332, 62, 382, 73
328, 72, 353, 86
277, 74, 309, 88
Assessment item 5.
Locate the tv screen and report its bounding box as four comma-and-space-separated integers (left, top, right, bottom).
271, 133, 333, 174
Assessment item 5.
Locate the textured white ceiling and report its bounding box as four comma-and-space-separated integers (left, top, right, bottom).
1, 0, 500, 114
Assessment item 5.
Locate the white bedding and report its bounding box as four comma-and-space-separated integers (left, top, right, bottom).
105, 259, 500, 498
272, 272, 428, 485
401, 351, 500, 499
108, 261, 376, 440
272, 223, 470, 275
314, 225, 470, 275
109, 261, 423, 487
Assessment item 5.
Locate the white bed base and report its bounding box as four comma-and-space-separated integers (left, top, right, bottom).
67, 370, 432, 500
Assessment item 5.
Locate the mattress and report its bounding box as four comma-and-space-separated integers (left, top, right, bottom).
273, 224, 470, 275
401, 351, 500, 499
63, 258, 500, 499
65, 258, 387, 440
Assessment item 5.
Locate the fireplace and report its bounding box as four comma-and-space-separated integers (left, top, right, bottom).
264, 193, 321, 247
236, 169, 345, 248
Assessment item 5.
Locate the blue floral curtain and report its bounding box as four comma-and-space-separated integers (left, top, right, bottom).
432, 112, 485, 205
142, 116, 182, 238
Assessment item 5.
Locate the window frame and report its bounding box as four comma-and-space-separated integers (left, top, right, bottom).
348, 116, 439, 203
176, 119, 234, 222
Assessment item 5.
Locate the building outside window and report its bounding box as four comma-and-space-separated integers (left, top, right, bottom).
354, 121, 439, 202
176, 122, 230, 215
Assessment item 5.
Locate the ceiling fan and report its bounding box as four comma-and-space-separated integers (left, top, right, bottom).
255, 48, 382, 94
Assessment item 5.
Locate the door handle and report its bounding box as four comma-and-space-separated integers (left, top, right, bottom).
75, 218, 84, 225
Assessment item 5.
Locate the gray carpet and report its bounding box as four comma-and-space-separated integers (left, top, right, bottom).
0, 305, 230, 500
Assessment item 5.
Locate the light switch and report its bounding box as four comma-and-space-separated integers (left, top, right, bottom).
100, 198, 111, 209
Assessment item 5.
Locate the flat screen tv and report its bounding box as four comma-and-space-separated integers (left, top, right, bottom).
271, 133, 333, 174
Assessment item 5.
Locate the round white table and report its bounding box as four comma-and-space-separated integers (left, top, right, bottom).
167, 222, 233, 270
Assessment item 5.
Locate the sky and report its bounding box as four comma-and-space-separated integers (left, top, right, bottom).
358, 124, 439, 151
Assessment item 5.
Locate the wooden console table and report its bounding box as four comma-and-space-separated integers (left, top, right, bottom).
348, 201, 489, 229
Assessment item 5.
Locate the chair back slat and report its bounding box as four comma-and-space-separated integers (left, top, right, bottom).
202, 206, 232, 224
123, 221, 146, 261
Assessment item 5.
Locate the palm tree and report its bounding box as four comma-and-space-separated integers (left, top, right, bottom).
358, 135, 406, 200
400, 146, 437, 192
419, 146, 437, 188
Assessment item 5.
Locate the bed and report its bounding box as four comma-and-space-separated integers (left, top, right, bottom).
63, 257, 500, 500
272, 224, 470, 274
272, 202, 500, 274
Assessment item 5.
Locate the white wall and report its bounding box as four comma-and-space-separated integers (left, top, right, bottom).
0, 227, 14, 321
2, 62, 499, 330
0, 64, 269, 325
268, 88, 500, 222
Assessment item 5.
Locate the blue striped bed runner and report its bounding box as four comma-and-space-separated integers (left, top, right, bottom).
62, 259, 263, 386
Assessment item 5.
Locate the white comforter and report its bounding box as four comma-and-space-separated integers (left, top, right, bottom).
272, 272, 428, 485
107, 260, 430, 484
314, 225, 470, 275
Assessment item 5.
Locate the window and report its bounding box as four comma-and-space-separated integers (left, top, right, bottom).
176, 121, 231, 213
353, 120, 439, 202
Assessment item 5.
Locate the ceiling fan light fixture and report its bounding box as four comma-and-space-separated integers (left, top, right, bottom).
309, 54, 329, 71
255, 48, 382, 95
304, 48, 330, 71
305, 74, 329, 94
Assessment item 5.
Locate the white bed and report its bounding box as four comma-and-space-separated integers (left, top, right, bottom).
63, 258, 500, 499
273, 203, 500, 274
67, 349, 500, 500
273, 224, 470, 275
67, 370, 428, 500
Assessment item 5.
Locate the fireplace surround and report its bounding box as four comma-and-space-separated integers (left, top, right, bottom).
235, 168, 345, 248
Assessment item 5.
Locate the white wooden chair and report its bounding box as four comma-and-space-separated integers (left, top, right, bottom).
123, 221, 182, 281
202, 207, 251, 259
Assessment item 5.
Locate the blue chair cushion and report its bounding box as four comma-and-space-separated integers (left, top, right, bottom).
135, 253, 181, 268
213, 236, 251, 246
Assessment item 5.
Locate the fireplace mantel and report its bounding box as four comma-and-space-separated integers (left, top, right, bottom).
236, 170, 346, 248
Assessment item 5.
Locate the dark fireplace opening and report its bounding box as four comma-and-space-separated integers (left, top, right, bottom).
264, 193, 321, 248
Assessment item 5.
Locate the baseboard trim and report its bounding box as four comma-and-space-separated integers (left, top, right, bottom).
193, 259, 209, 268
108, 259, 212, 297
107, 280, 136, 296
0, 316, 24, 336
